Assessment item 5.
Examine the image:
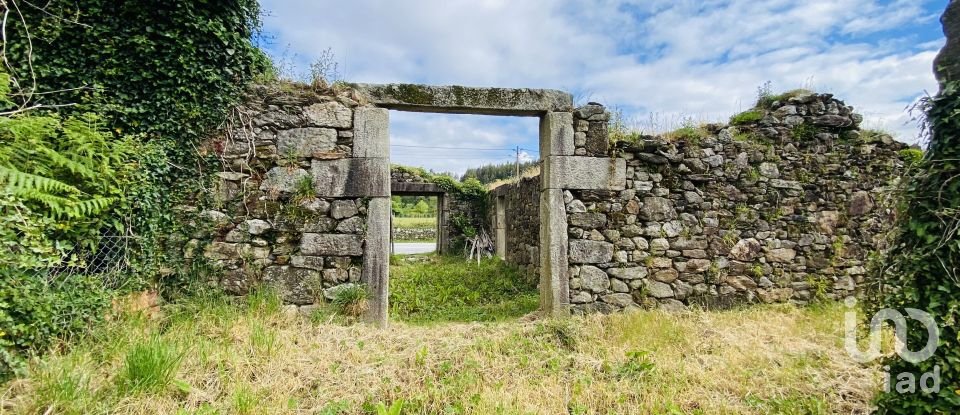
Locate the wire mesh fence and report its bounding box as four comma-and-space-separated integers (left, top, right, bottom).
45, 235, 138, 288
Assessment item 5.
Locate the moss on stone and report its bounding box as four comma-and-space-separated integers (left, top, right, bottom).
390, 84, 435, 105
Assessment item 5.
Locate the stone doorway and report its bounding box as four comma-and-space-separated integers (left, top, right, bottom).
350, 83, 623, 326
390, 183, 446, 255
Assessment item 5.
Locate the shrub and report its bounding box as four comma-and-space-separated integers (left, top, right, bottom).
898, 148, 924, 166
729, 110, 765, 125
0, 271, 111, 379
869, 81, 960, 411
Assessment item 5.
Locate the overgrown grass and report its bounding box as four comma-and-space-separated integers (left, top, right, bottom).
662, 120, 710, 143
2, 297, 881, 414
389, 255, 538, 323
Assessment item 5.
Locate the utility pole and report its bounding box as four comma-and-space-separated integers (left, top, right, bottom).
515, 146, 521, 179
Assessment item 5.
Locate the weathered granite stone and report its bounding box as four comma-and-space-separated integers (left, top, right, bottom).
765, 248, 797, 263
849, 191, 875, 216
608, 266, 648, 280
276, 128, 337, 157
353, 108, 389, 158
335, 216, 365, 233
566, 200, 587, 213
312, 158, 389, 197
290, 255, 324, 270
540, 112, 575, 156
639, 197, 677, 221
300, 233, 363, 256
652, 268, 679, 283
724, 275, 758, 291
303, 101, 352, 128
299, 198, 330, 214
580, 265, 610, 293
569, 240, 614, 263
330, 200, 358, 219
569, 212, 607, 229
260, 167, 310, 194
349, 83, 574, 115
263, 266, 321, 305
542, 156, 626, 190
729, 238, 762, 261
243, 219, 272, 235
759, 162, 780, 178
601, 293, 635, 307
645, 280, 674, 298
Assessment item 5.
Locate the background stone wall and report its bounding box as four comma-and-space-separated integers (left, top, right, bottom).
187, 84, 374, 305
562, 93, 911, 314
489, 175, 541, 281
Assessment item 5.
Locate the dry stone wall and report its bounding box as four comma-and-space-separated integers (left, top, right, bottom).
562, 93, 911, 314
187, 83, 384, 307
489, 175, 541, 281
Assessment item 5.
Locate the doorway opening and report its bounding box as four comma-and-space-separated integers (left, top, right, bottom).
390, 194, 440, 255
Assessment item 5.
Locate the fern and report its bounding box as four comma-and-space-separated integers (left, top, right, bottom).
0, 70, 142, 269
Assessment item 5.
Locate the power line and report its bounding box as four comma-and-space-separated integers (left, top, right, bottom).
390, 144, 539, 153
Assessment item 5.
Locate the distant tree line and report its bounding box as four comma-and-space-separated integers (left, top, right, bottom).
461, 161, 537, 184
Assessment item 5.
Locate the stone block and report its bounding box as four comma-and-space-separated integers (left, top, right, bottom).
353, 108, 389, 158
263, 266, 321, 305
349, 83, 573, 115
303, 101, 352, 128
542, 156, 626, 191
580, 265, 610, 293
259, 167, 310, 195
276, 127, 337, 157
300, 233, 364, 256
568, 239, 614, 264
539, 112, 574, 156
585, 121, 609, 156
568, 212, 607, 229
639, 197, 677, 221
290, 255, 324, 270
362, 197, 391, 326
645, 280, 674, 298
607, 266, 648, 280
540, 189, 570, 315
601, 293, 635, 307
311, 158, 389, 197
330, 200, 358, 219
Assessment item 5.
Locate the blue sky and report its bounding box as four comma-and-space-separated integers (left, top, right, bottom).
259, 0, 945, 175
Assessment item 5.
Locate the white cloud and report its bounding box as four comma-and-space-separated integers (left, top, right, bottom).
260, 0, 943, 171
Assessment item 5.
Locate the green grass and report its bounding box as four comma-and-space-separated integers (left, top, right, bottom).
729, 109, 765, 125
392, 216, 436, 229
389, 254, 538, 323
116, 337, 182, 395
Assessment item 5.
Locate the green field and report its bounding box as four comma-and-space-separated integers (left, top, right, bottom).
393, 216, 437, 229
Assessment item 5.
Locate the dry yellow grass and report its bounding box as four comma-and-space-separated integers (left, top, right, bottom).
1, 296, 880, 415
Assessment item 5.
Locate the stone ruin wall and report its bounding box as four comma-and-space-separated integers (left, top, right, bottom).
187, 84, 382, 306
489, 174, 541, 281
561, 94, 910, 314
185, 81, 911, 318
